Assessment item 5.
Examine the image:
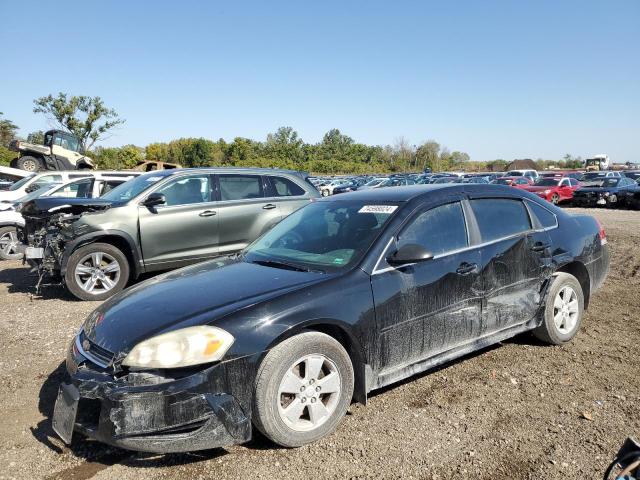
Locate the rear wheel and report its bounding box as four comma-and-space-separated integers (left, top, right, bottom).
64, 242, 130, 301
533, 272, 584, 345
0, 226, 22, 260
253, 331, 354, 447
16, 155, 42, 172
550, 193, 560, 205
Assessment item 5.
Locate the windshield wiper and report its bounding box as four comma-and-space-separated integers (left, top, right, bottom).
250, 259, 323, 273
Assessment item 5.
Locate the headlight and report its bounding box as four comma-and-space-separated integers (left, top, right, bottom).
122, 326, 234, 369
544, 189, 551, 194
603, 192, 610, 196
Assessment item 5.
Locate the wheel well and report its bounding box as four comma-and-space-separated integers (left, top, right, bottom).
78, 235, 137, 279
303, 323, 368, 405
556, 261, 591, 309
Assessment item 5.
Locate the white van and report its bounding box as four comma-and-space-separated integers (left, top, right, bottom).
0, 171, 141, 202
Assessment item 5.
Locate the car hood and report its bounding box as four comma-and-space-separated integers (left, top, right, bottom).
20, 197, 112, 218
83, 257, 329, 355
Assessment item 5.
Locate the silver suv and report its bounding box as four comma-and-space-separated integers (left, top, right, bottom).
19, 168, 319, 300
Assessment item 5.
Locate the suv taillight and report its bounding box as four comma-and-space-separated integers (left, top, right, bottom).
596, 219, 607, 245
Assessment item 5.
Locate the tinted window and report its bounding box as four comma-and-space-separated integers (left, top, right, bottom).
155, 175, 211, 206
270, 176, 305, 197
470, 199, 531, 242
527, 201, 557, 229
399, 202, 468, 256
219, 175, 263, 201
569, 178, 579, 186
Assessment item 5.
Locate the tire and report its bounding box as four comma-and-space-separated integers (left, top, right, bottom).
550, 193, 560, 205
64, 242, 130, 301
321, 189, 329, 197
0, 226, 22, 260
253, 331, 354, 447
533, 272, 584, 345
16, 155, 42, 172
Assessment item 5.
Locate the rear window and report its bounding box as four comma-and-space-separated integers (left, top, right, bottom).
269, 176, 306, 197
470, 199, 531, 242
526, 201, 557, 229
219, 175, 264, 201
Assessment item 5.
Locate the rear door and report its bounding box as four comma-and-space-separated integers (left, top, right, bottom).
372, 197, 483, 373
265, 175, 312, 218
469, 197, 552, 333
139, 173, 219, 268
215, 174, 282, 255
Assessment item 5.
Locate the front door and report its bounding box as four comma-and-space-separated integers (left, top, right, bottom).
372, 199, 483, 374
469, 197, 551, 333
139, 173, 219, 268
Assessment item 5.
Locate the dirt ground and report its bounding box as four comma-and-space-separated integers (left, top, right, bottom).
0, 207, 638, 480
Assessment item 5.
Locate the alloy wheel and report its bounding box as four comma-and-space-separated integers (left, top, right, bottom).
553, 285, 579, 334
74, 252, 121, 295
0, 230, 20, 258
277, 354, 341, 432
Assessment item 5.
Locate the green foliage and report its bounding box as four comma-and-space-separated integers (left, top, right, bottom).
33, 93, 125, 150
92, 145, 144, 170
0, 112, 19, 147
0, 145, 18, 166
26, 130, 45, 144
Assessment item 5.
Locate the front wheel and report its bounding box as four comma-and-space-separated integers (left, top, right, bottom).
550, 193, 560, 205
0, 226, 22, 260
64, 242, 130, 301
533, 272, 584, 345
321, 189, 329, 197
253, 331, 354, 447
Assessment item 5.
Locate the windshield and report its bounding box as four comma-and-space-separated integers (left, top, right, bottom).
535, 178, 561, 186
506, 171, 523, 176
365, 178, 386, 186
16, 184, 60, 203
101, 174, 165, 203
244, 201, 397, 272
8, 174, 35, 191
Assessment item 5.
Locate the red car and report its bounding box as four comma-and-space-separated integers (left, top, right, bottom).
493, 176, 534, 188
521, 177, 581, 204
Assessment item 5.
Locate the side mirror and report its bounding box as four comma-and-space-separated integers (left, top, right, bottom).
142, 192, 166, 207
387, 243, 434, 266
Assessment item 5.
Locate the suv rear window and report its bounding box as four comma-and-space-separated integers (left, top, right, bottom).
470, 199, 531, 242
269, 176, 305, 197
219, 175, 264, 201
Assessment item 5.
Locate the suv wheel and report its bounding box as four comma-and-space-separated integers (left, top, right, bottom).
65, 243, 130, 301
0, 226, 22, 260
533, 272, 584, 345
253, 331, 354, 447
16, 156, 42, 172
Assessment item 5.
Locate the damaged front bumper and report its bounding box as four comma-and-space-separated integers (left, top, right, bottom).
54, 338, 254, 453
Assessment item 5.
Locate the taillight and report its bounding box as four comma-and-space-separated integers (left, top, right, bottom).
596, 219, 607, 245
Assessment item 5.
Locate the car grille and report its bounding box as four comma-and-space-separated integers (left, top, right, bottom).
78, 330, 115, 367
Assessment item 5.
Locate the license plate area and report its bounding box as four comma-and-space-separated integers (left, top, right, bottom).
24, 246, 44, 259
52, 383, 80, 444
596, 198, 606, 205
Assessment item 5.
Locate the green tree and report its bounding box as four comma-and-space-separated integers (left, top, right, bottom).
0, 112, 19, 147
33, 93, 125, 150
416, 140, 440, 171
92, 145, 144, 170
26, 130, 45, 144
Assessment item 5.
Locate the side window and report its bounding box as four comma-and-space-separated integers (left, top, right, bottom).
470, 199, 531, 242
219, 175, 263, 201
269, 176, 305, 197
100, 180, 124, 196
32, 174, 63, 189
526, 201, 557, 229
154, 175, 211, 206
398, 202, 468, 257
569, 178, 578, 186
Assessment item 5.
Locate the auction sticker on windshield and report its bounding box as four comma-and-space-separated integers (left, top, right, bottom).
358, 205, 398, 214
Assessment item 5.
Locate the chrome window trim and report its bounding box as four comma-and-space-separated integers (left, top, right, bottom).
371, 198, 558, 276
75, 333, 110, 368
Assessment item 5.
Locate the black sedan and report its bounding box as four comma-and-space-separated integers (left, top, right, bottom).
573, 177, 640, 208
331, 180, 360, 194
53, 184, 610, 452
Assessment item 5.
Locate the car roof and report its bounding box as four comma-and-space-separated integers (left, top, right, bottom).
139, 167, 309, 177
317, 184, 470, 202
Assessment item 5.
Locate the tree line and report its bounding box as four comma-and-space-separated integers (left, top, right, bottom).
0, 94, 585, 173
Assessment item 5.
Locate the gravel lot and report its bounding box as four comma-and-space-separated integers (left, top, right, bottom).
0, 207, 638, 480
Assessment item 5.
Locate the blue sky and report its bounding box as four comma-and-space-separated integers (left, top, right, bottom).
1, 0, 638, 162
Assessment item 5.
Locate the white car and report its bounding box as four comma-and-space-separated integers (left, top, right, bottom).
506, 169, 539, 181
0, 174, 139, 260
319, 180, 350, 197
0, 170, 141, 202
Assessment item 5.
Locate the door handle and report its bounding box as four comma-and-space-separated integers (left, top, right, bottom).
530, 242, 550, 252
262, 204, 277, 210
456, 262, 478, 275
199, 210, 217, 217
